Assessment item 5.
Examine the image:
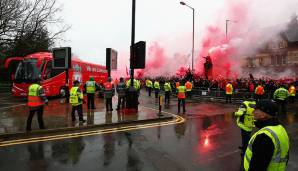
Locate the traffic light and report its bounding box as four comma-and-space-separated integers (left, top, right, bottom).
131, 41, 146, 69
52, 47, 71, 69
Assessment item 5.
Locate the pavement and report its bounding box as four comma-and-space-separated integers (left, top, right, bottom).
0, 94, 173, 139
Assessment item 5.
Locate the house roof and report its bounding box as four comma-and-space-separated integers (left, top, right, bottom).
283, 16, 298, 43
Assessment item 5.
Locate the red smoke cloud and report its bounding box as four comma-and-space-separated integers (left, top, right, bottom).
136, 0, 252, 79
135, 42, 189, 78
195, 0, 251, 79
112, 0, 295, 80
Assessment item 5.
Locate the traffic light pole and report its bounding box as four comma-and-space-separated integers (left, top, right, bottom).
126, 0, 138, 111
130, 0, 135, 87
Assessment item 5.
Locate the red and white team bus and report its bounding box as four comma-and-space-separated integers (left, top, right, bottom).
7, 52, 108, 97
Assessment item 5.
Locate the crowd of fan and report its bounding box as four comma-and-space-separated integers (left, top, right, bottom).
139, 75, 298, 94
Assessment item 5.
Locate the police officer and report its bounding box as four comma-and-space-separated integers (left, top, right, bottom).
288, 83, 296, 103
147, 79, 153, 97
274, 85, 289, 115
177, 80, 186, 114
226, 81, 233, 103
164, 80, 172, 107
104, 77, 115, 111
26, 80, 48, 131
126, 78, 141, 93
154, 80, 160, 98
116, 77, 126, 110
126, 78, 141, 110
235, 96, 256, 155
244, 100, 289, 171
145, 79, 149, 92
255, 83, 265, 102
84, 77, 99, 109
185, 80, 193, 99
70, 80, 85, 123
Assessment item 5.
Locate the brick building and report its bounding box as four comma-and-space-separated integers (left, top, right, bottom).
241, 17, 298, 78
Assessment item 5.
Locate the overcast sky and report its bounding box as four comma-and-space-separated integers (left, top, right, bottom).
57, 0, 225, 65
57, 0, 298, 67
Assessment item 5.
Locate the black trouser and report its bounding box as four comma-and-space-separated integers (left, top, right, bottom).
255, 94, 263, 102
178, 98, 186, 113
289, 96, 295, 103
87, 93, 95, 109
27, 106, 45, 131
155, 89, 159, 98
165, 91, 170, 105
276, 99, 287, 115
226, 94, 232, 103
105, 98, 113, 111
65, 88, 70, 103
241, 129, 251, 155
71, 104, 83, 121
186, 91, 192, 99
117, 96, 125, 109
148, 87, 152, 97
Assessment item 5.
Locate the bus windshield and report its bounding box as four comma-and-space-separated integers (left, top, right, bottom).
14, 59, 42, 83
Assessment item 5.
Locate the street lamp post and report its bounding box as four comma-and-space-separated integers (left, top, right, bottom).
226, 19, 229, 39
226, 19, 237, 38
180, 1, 195, 72
130, 0, 135, 87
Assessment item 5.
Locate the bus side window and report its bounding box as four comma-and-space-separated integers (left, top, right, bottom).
43, 60, 65, 80
44, 61, 52, 79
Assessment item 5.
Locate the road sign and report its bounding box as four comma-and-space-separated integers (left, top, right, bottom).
106, 48, 118, 70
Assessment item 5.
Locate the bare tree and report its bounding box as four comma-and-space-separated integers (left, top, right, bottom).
0, 0, 28, 46
0, 0, 69, 56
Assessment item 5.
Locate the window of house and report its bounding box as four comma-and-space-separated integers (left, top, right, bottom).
271, 56, 275, 66
247, 58, 253, 67
279, 41, 287, 49
282, 55, 287, 65
259, 57, 263, 66
276, 55, 282, 66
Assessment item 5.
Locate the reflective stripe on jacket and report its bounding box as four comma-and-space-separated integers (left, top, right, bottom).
226, 83, 233, 94
147, 80, 153, 88
164, 82, 171, 92
154, 81, 160, 90
86, 81, 96, 93
244, 125, 289, 171
234, 101, 256, 131
255, 85, 265, 95
70, 87, 83, 106
185, 81, 192, 91
27, 84, 44, 107
177, 86, 186, 99
176, 82, 180, 89
288, 86, 296, 96
274, 88, 289, 100
126, 79, 140, 90
104, 82, 114, 98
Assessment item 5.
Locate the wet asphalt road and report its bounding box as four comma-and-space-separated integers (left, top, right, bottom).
0, 91, 297, 171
